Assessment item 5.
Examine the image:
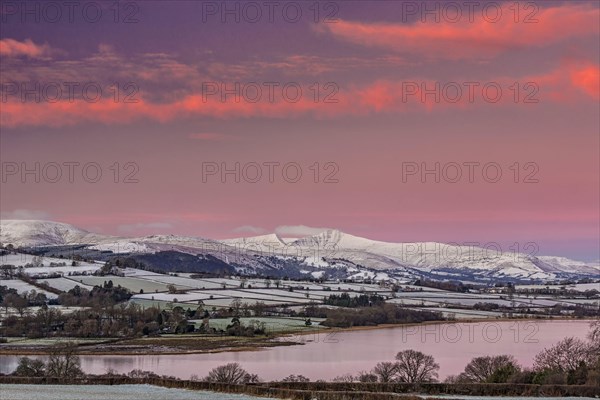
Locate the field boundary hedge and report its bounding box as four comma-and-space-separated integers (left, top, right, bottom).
1, 375, 598, 399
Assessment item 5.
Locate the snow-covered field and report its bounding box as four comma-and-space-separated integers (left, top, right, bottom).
238, 288, 331, 301
389, 298, 454, 307
120, 269, 164, 277
516, 282, 600, 292
0, 254, 102, 276
0, 279, 40, 293
399, 285, 446, 292
1, 384, 272, 400
390, 291, 598, 309
202, 298, 285, 308
0, 279, 58, 299
570, 283, 600, 291
0, 305, 84, 318
319, 282, 385, 292
561, 298, 600, 305
128, 298, 198, 309
189, 277, 244, 287
395, 292, 498, 299
88, 241, 151, 254
191, 289, 312, 304
39, 277, 92, 292
138, 275, 226, 290
0, 249, 594, 317
133, 291, 230, 303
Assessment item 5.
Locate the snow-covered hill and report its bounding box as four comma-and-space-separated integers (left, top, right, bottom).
215, 229, 600, 281
0, 220, 111, 247
1, 220, 598, 282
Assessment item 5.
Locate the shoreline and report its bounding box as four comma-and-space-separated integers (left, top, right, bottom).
280, 315, 594, 337
0, 316, 594, 357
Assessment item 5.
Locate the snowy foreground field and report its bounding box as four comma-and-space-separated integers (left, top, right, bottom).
2, 385, 596, 400
1, 384, 272, 400
423, 397, 595, 400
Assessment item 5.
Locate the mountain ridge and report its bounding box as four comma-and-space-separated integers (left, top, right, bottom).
1, 219, 598, 282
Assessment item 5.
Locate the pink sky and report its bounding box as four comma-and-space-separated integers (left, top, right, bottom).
1, 1, 598, 260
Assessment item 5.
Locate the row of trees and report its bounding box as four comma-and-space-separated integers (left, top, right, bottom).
13, 344, 84, 379
193, 363, 260, 384
323, 293, 385, 308
0, 301, 194, 338
0, 280, 132, 319
332, 350, 440, 383
1, 298, 277, 339
446, 321, 600, 385
330, 321, 600, 386
57, 283, 131, 307
1, 287, 49, 317
314, 303, 444, 328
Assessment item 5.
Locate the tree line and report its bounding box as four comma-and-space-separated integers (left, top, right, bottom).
303, 302, 444, 328
332, 320, 600, 386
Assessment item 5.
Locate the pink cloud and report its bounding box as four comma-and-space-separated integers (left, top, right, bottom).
570, 64, 600, 99
319, 4, 599, 60
527, 63, 600, 102
0, 38, 53, 58
2, 63, 597, 128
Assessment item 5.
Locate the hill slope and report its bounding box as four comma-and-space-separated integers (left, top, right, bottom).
1, 220, 597, 282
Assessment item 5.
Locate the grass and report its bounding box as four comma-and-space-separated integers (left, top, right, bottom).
118, 334, 298, 353
196, 317, 327, 333
1, 337, 109, 346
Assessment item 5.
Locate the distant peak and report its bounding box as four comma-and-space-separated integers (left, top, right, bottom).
0, 219, 88, 232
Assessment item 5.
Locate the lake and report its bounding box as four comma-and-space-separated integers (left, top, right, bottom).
0, 320, 593, 381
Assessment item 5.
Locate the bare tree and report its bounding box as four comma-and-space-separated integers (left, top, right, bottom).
167, 284, 177, 294
372, 361, 399, 383
356, 371, 378, 383
280, 374, 310, 382
31, 256, 43, 268
332, 373, 355, 383
46, 343, 84, 378
2, 293, 28, 317
534, 337, 594, 372
395, 349, 439, 383
461, 355, 519, 382
14, 357, 46, 377
0, 265, 16, 279
205, 363, 258, 384
253, 301, 266, 317
444, 374, 469, 384
128, 369, 160, 379
230, 298, 243, 315
589, 320, 600, 352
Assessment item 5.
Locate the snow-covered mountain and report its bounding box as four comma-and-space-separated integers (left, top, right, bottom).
1, 220, 598, 282
226, 229, 600, 280
0, 220, 111, 247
